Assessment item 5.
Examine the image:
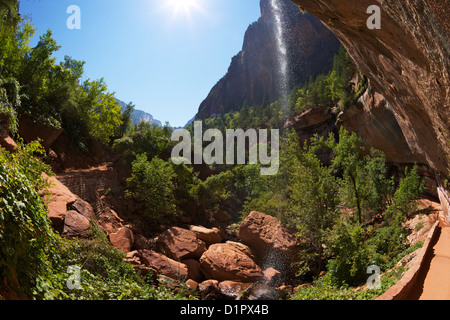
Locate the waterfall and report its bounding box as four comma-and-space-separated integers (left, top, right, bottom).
270, 0, 289, 109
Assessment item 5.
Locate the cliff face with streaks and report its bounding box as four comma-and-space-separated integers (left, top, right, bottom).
292, 0, 449, 177
196, 0, 341, 119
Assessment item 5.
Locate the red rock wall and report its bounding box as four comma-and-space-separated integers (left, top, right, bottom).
292, 0, 450, 176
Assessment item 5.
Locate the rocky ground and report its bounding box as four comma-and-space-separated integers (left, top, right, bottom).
43, 163, 303, 300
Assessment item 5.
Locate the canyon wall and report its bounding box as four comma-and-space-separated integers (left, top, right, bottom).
292, 0, 449, 177
196, 0, 341, 119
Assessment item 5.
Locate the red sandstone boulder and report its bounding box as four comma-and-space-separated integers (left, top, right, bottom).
199, 243, 263, 282
189, 225, 223, 245
44, 174, 78, 233
109, 227, 134, 253
218, 281, 252, 300
0, 135, 17, 153
182, 259, 204, 283
156, 227, 207, 260
138, 249, 188, 280
70, 198, 95, 219
198, 280, 221, 300
62, 210, 92, 239
238, 211, 299, 260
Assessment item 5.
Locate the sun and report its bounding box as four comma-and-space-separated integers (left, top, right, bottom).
166, 0, 202, 19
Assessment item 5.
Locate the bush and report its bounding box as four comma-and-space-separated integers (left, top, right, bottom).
389, 164, 425, 219
126, 154, 180, 225
0, 141, 57, 295
33, 225, 196, 300
325, 221, 371, 287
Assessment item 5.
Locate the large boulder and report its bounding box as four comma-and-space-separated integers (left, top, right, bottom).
199, 243, 263, 283
156, 227, 207, 261
97, 207, 125, 235
182, 259, 204, 283
70, 198, 95, 220
109, 227, 134, 253
0, 135, 17, 153
239, 211, 298, 257
43, 174, 78, 233
189, 225, 222, 245
138, 249, 188, 280
238, 211, 299, 274
62, 210, 92, 239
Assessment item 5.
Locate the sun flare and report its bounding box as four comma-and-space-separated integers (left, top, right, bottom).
167, 0, 202, 18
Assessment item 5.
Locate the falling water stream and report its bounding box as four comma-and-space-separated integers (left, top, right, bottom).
270, 0, 290, 110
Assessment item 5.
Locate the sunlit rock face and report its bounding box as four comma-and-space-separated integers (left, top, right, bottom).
196, 0, 340, 119
292, 0, 450, 176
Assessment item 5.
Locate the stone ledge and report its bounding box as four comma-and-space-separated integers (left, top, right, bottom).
376, 220, 441, 300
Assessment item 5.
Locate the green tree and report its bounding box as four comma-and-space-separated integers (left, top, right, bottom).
325, 221, 370, 286
126, 154, 179, 224
330, 128, 366, 224
389, 164, 425, 220
288, 133, 339, 276
77, 78, 123, 144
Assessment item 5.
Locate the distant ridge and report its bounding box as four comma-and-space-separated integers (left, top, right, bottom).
116, 99, 162, 127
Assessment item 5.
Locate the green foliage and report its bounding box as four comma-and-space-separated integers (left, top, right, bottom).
32, 225, 196, 300
76, 78, 123, 144
325, 221, 370, 286
0, 77, 20, 135
114, 121, 172, 161
1, 8, 130, 150
126, 154, 180, 225
388, 165, 425, 219
293, 45, 353, 114
0, 141, 57, 295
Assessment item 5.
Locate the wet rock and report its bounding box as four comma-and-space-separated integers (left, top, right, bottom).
218, 281, 252, 300
198, 280, 221, 300
239, 211, 299, 265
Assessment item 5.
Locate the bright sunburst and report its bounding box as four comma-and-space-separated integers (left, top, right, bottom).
166, 0, 203, 19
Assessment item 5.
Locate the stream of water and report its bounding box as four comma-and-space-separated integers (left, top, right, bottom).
270, 0, 289, 110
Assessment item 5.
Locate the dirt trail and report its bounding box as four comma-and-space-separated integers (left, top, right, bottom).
407, 226, 450, 300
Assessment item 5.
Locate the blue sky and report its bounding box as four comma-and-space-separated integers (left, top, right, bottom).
19, 0, 262, 127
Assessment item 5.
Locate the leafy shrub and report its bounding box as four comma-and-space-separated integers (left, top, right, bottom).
0, 141, 57, 295
33, 225, 196, 300
325, 221, 371, 287
388, 164, 425, 219
126, 154, 180, 225
0, 77, 21, 135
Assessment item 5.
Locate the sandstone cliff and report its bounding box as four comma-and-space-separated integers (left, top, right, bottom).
292, 0, 449, 177
196, 0, 340, 119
